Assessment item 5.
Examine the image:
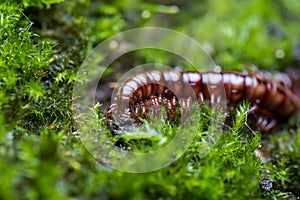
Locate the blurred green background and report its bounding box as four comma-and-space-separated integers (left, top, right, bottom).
0, 0, 300, 199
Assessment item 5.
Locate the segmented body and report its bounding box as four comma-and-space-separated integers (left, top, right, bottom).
107, 70, 300, 133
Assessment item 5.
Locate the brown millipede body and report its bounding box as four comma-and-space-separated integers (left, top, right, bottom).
107, 70, 300, 134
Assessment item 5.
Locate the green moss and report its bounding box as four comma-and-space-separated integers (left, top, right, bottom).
0, 0, 300, 199
0, 2, 52, 130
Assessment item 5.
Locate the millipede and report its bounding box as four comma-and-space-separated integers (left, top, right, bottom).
107, 69, 300, 134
